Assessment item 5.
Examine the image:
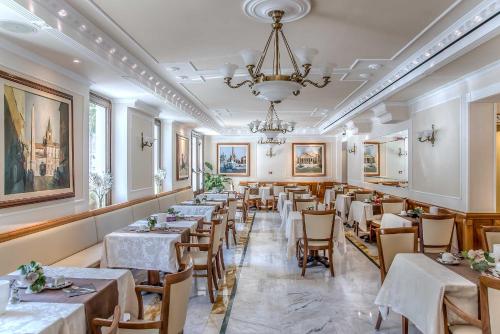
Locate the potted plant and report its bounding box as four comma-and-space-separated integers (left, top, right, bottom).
18, 261, 46, 294
203, 162, 231, 192
462, 249, 495, 272
165, 208, 179, 222
154, 169, 167, 194
89, 172, 113, 208
146, 216, 157, 230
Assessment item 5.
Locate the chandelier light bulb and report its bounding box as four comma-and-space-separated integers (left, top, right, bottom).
293, 47, 318, 65
219, 63, 238, 78
240, 49, 261, 66
320, 63, 335, 77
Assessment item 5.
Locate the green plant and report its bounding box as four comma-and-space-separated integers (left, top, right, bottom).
147, 216, 157, 230
462, 249, 495, 272
203, 162, 231, 191
166, 208, 179, 215
18, 261, 46, 293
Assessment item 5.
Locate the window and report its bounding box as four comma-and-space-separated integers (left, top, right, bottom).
153, 119, 163, 194
191, 131, 204, 193
88, 92, 111, 209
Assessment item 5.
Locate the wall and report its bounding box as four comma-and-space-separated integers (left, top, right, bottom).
0, 46, 89, 226
205, 135, 338, 186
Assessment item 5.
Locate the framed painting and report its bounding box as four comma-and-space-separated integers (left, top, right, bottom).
217, 143, 250, 176
1, 70, 74, 208
176, 133, 190, 180
292, 143, 326, 177
364, 142, 380, 176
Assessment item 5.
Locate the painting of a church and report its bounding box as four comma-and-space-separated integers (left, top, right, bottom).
217, 143, 250, 176
3, 82, 73, 206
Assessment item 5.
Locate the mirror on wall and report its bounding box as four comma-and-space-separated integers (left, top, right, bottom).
363, 130, 408, 188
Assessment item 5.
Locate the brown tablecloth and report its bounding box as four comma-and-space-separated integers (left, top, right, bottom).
424, 253, 480, 286
5, 277, 118, 333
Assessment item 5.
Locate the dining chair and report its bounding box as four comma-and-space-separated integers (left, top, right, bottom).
481, 226, 500, 252
288, 189, 304, 200
369, 199, 406, 242
92, 261, 194, 334
243, 188, 260, 213
296, 185, 310, 192
375, 227, 418, 332
226, 198, 238, 248
176, 219, 223, 303
354, 191, 372, 202
419, 213, 456, 253
298, 210, 336, 277
294, 198, 318, 212
442, 275, 500, 334
292, 191, 309, 201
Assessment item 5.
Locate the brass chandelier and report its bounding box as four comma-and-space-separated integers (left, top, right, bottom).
219, 10, 334, 103
248, 101, 294, 145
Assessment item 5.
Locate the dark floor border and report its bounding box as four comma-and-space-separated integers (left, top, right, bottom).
218, 211, 256, 334
345, 233, 380, 268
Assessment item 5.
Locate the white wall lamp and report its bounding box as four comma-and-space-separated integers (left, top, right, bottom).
398, 148, 408, 157
266, 147, 276, 158
141, 132, 153, 150
348, 144, 357, 154
417, 125, 436, 146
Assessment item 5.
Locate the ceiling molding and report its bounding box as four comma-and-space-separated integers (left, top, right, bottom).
320, 0, 500, 133
14, 0, 222, 132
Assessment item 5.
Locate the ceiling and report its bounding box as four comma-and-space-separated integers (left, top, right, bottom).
67, 0, 478, 130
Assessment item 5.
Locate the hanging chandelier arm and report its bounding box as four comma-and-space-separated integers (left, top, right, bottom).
224, 77, 254, 89
279, 30, 302, 76
300, 77, 331, 88
255, 29, 275, 75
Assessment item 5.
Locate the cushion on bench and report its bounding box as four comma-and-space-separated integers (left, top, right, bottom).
50, 242, 102, 268
174, 189, 194, 203
132, 199, 160, 221
158, 195, 176, 211
95, 206, 134, 242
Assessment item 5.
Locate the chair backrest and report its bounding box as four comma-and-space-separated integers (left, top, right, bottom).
227, 198, 237, 221
273, 185, 285, 196
302, 210, 336, 241
294, 199, 318, 212
218, 209, 228, 242
354, 191, 372, 202
243, 188, 249, 201
376, 227, 418, 281
210, 219, 224, 255
479, 275, 500, 334
162, 261, 194, 334
420, 214, 456, 253
292, 191, 309, 200
481, 226, 500, 253
288, 189, 303, 200
381, 199, 406, 214
296, 185, 310, 192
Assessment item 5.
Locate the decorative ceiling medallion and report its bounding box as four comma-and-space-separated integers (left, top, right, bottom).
242, 0, 311, 23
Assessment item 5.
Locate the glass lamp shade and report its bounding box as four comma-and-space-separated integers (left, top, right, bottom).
253, 80, 302, 102
320, 63, 335, 77
219, 63, 238, 78
293, 47, 318, 65
240, 49, 261, 66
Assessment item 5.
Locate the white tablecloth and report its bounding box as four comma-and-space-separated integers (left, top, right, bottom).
280, 199, 293, 232
324, 189, 335, 205
101, 219, 198, 273
380, 213, 413, 228
347, 201, 374, 231
198, 193, 228, 201
170, 205, 215, 222
1, 267, 139, 334
375, 253, 478, 334
277, 192, 288, 213
285, 211, 346, 259
259, 186, 272, 200
335, 195, 352, 223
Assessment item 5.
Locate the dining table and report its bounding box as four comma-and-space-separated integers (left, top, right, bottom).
375, 253, 480, 334
198, 193, 230, 201
277, 192, 288, 213
347, 200, 375, 232
280, 199, 294, 232
170, 204, 216, 222
335, 194, 353, 223
0, 266, 138, 334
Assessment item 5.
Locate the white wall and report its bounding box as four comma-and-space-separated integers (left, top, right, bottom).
205, 135, 339, 186
0, 47, 89, 225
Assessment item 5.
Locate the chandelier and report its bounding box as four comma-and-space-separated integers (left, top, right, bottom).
249, 102, 294, 144
219, 10, 333, 103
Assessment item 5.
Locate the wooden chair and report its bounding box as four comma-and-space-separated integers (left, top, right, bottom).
375, 227, 418, 332
243, 188, 261, 212
288, 189, 304, 200
226, 198, 238, 248
369, 199, 406, 242
354, 191, 372, 202
294, 198, 318, 212
419, 213, 456, 253
298, 210, 336, 277
481, 226, 500, 252
292, 191, 309, 201
92, 262, 193, 334
443, 275, 500, 334
175, 219, 223, 303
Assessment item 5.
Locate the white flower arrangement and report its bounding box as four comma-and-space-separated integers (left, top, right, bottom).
89, 172, 113, 208
18, 261, 46, 294
154, 169, 167, 193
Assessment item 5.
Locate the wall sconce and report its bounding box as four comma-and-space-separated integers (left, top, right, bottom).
398, 147, 408, 157
348, 144, 356, 154
141, 132, 153, 150
266, 147, 276, 158
417, 125, 436, 146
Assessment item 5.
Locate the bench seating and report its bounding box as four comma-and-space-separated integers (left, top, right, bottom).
0, 187, 194, 275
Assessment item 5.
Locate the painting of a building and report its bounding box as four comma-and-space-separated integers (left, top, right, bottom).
217, 144, 250, 176
292, 143, 326, 176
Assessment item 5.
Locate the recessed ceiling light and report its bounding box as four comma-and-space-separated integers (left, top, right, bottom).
95, 36, 102, 44
121, 56, 127, 62
58, 9, 67, 17
176, 75, 188, 80
131, 64, 137, 69
140, 70, 146, 75
72, 58, 81, 64
0, 20, 38, 34
368, 63, 382, 70
79, 24, 87, 32
424, 52, 431, 57
155, 81, 160, 86
166, 66, 180, 72
148, 76, 154, 80
109, 48, 116, 54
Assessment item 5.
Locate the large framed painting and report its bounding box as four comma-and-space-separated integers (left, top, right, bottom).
364, 142, 380, 176
176, 133, 190, 180
292, 143, 326, 177
217, 143, 250, 176
1, 70, 74, 208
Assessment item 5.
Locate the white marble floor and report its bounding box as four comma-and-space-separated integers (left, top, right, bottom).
219, 211, 421, 334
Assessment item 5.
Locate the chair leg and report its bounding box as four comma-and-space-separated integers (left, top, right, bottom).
301, 245, 308, 276
207, 266, 215, 303
212, 263, 219, 290
232, 225, 237, 245
402, 315, 408, 334
375, 311, 383, 330
328, 246, 335, 277
219, 245, 225, 271
225, 227, 230, 249
215, 255, 222, 280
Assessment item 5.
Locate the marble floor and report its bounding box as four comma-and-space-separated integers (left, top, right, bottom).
182, 211, 421, 334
